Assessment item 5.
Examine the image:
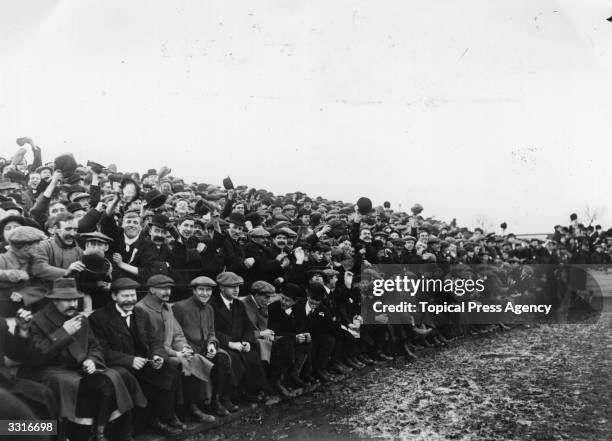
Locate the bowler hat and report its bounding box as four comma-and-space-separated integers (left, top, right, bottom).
356, 197, 372, 215
149, 214, 170, 230
306, 283, 327, 301
281, 283, 303, 300
46, 277, 83, 300
222, 176, 234, 190
54, 153, 78, 178
144, 189, 167, 209
228, 212, 245, 227
82, 254, 110, 275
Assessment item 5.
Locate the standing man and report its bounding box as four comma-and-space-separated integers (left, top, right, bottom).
209, 272, 268, 402
19, 278, 146, 441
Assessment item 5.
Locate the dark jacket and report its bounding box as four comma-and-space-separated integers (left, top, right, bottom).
208, 293, 256, 349
172, 296, 219, 355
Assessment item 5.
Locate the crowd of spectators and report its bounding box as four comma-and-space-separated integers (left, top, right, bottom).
0, 138, 606, 441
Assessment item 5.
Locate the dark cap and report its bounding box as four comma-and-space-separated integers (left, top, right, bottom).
46, 277, 83, 300
216, 271, 244, 287
112, 278, 140, 292
147, 274, 175, 288
81, 231, 113, 244
281, 283, 304, 300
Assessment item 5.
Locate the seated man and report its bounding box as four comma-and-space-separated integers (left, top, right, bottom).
89, 278, 183, 436
293, 283, 337, 382
18, 278, 146, 441
209, 272, 268, 402
239, 280, 297, 397
267, 283, 313, 386
134, 274, 213, 432
1, 310, 57, 419
173, 276, 235, 418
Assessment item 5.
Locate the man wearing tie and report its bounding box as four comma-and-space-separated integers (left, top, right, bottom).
100, 205, 166, 285
209, 272, 269, 403
89, 278, 183, 436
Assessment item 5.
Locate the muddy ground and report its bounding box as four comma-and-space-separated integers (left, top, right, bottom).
187, 310, 612, 441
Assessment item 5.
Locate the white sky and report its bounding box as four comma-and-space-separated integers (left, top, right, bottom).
1, 0, 611, 234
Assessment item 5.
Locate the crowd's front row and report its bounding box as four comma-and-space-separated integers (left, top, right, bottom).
3, 264, 410, 441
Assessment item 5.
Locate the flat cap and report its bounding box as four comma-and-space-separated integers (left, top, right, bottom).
190, 276, 217, 287
251, 280, 275, 295
281, 283, 304, 300
81, 231, 113, 244
248, 227, 270, 238
112, 278, 140, 292
404, 235, 417, 242
147, 274, 175, 288
6, 226, 46, 245
216, 271, 244, 287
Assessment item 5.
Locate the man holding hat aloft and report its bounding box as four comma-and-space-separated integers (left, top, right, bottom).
89, 278, 183, 436
19, 278, 146, 441
173, 276, 235, 419
77, 232, 114, 309
209, 272, 269, 403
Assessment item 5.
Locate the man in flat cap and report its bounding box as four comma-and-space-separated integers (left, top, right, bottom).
173, 276, 235, 418
19, 278, 146, 441
89, 278, 182, 436
0, 226, 55, 316
239, 280, 297, 397
76, 232, 114, 309
134, 274, 212, 433
209, 272, 268, 402
222, 213, 255, 279
167, 216, 207, 302
243, 227, 287, 289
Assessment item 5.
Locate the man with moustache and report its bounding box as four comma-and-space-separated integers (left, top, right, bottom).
134, 274, 213, 433
19, 278, 146, 441
243, 227, 285, 288
173, 276, 235, 418
77, 232, 114, 309
34, 212, 86, 278
146, 214, 173, 263
100, 202, 166, 283
89, 278, 184, 436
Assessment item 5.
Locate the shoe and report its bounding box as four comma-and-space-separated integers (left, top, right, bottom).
210, 401, 230, 417
350, 357, 366, 368
376, 351, 394, 361
359, 354, 375, 364
287, 374, 307, 388
274, 380, 296, 398
187, 406, 216, 423
220, 397, 239, 413
345, 358, 362, 369
168, 414, 187, 431
403, 344, 417, 361
302, 374, 320, 385
314, 369, 332, 382
338, 361, 354, 372
327, 364, 344, 375
153, 420, 182, 436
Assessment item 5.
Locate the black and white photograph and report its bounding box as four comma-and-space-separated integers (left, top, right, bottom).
1, 1, 611, 440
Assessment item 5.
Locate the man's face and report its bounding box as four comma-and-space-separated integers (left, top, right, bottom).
279, 294, 297, 310
56, 219, 78, 246
150, 286, 172, 302
102, 182, 112, 195
359, 229, 372, 243
178, 219, 194, 239
273, 234, 287, 249
40, 169, 52, 180
252, 236, 268, 247
312, 250, 323, 262
307, 297, 322, 310
28, 173, 40, 189
73, 210, 86, 220
54, 299, 79, 317
193, 286, 213, 304
310, 274, 324, 285
122, 216, 142, 239
228, 222, 243, 240
175, 200, 189, 216
234, 204, 245, 215
85, 240, 109, 256
284, 209, 295, 218
328, 275, 338, 289
405, 240, 415, 251
272, 207, 282, 216
220, 285, 240, 301
112, 289, 137, 312
254, 292, 275, 309
300, 214, 310, 225
49, 203, 66, 217
2, 221, 21, 239
149, 225, 167, 245
419, 232, 429, 243
389, 232, 399, 240
303, 202, 312, 211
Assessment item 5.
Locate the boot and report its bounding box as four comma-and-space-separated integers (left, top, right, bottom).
88, 426, 108, 441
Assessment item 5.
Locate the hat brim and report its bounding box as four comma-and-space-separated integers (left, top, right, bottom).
146, 194, 167, 209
